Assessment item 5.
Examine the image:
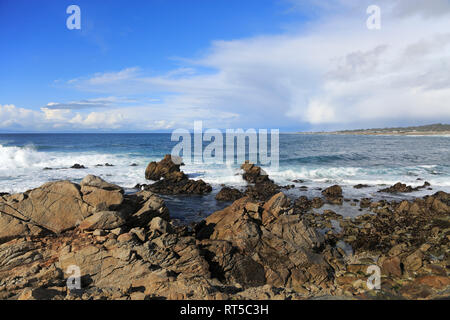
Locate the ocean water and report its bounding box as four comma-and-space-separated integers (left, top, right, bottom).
1, 133, 449, 223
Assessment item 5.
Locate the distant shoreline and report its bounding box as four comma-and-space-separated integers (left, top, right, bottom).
297, 123, 450, 136
297, 130, 450, 136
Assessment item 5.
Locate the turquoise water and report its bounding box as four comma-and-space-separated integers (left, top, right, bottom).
0, 133, 449, 222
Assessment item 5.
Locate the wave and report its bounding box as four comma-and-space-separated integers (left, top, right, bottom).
0, 143, 449, 195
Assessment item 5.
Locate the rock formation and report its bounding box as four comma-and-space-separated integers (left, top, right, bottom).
140, 155, 212, 195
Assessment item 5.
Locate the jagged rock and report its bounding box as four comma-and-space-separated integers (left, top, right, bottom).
145, 178, 212, 195
379, 181, 430, 193
215, 187, 244, 202
0, 176, 170, 242
262, 192, 291, 225
149, 217, 169, 234
145, 154, 185, 182
197, 194, 329, 290
81, 187, 124, 212
144, 155, 212, 195
244, 182, 280, 201
238, 161, 281, 201
127, 191, 170, 226
241, 161, 271, 184
79, 211, 125, 231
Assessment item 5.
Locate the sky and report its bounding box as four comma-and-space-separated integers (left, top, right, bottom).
1, 0, 450, 132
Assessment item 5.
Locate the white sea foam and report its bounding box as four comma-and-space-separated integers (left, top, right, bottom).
0, 143, 449, 195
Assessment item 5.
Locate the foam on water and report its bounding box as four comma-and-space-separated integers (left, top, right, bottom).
0, 133, 449, 198
0, 144, 150, 193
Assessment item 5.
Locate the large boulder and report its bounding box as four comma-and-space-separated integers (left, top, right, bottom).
0, 181, 91, 234
0, 176, 171, 242
80, 175, 122, 191
80, 175, 124, 211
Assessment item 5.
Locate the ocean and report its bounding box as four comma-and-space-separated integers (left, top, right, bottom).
1, 133, 449, 223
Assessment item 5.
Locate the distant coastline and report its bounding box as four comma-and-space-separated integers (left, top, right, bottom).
299, 123, 450, 136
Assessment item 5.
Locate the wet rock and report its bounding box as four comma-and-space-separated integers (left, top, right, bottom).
238, 161, 281, 201
294, 196, 311, 213
215, 187, 244, 202
354, 184, 370, 189
144, 155, 212, 195
244, 182, 280, 202
321, 185, 343, 205
311, 197, 324, 209
70, 164, 86, 169
145, 178, 212, 195
241, 161, 271, 184
145, 154, 185, 182
322, 185, 342, 198
379, 182, 431, 193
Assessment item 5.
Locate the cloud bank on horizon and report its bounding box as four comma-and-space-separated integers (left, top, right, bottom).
1, 0, 450, 132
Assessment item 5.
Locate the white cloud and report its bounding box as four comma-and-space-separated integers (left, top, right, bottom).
5, 0, 450, 131
65, 6, 450, 130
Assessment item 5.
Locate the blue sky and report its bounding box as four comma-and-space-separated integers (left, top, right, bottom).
1, 0, 450, 132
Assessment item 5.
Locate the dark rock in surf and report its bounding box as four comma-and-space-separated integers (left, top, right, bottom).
215, 187, 244, 202
143, 155, 212, 195
322, 185, 342, 198
379, 182, 431, 193
354, 184, 370, 189
71, 164, 86, 169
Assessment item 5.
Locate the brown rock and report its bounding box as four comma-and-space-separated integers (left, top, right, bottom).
403, 250, 423, 272
145, 154, 186, 182
79, 211, 125, 231
0, 181, 91, 234
322, 185, 342, 198
381, 256, 402, 277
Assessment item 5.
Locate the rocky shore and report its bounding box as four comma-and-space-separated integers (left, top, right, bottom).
0, 155, 448, 300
